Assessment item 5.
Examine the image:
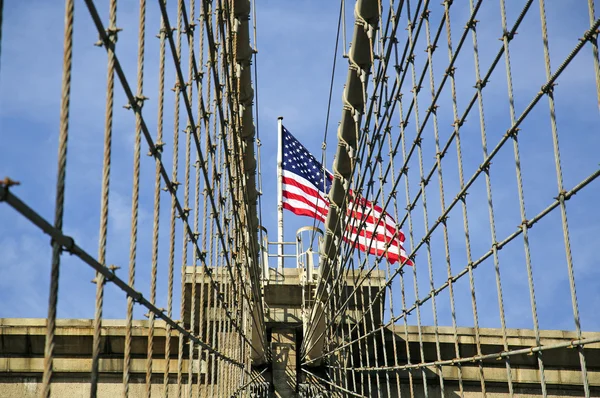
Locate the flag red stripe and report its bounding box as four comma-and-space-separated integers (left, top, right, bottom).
346, 224, 401, 247
347, 208, 400, 238
282, 191, 329, 217
342, 235, 412, 265
282, 175, 328, 201
283, 202, 327, 223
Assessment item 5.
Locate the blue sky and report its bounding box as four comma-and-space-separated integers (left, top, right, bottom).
1, 0, 599, 337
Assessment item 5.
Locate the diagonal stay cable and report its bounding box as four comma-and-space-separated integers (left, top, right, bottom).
302, 0, 422, 336
215, 0, 265, 307
230, 367, 269, 397
302, 0, 427, 355
305, 165, 600, 364
0, 185, 247, 369
327, 3, 596, 348
82, 0, 264, 358
301, 368, 368, 398
157, 0, 252, 293
157, 0, 263, 324
321, 0, 447, 329
186, 0, 265, 318
198, 0, 267, 345
304, 14, 600, 363
304, 0, 549, 356
309, 2, 463, 348
155, 0, 266, 356
306, 0, 345, 250
302, 0, 413, 352
335, 335, 600, 373
312, 0, 460, 326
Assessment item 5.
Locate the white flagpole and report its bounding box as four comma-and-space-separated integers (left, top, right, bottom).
277, 116, 284, 274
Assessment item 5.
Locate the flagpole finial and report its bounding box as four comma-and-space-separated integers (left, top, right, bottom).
278, 116, 284, 120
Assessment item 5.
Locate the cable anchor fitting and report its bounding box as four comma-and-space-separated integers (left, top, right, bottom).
94, 27, 122, 48
0, 177, 20, 201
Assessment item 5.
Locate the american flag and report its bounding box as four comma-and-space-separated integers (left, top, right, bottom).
281, 126, 412, 265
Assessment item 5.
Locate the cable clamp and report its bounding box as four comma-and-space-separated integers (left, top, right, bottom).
106, 265, 120, 281
541, 82, 556, 95
451, 118, 463, 128
0, 178, 20, 201
466, 18, 478, 30
50, 234, 75, 254
474, 79, 486, 90
183, 21, 196, 35
147, 141, 165, 157
581, 27, 600, 43
500, 29, 516, 42
94, 27, 122, 48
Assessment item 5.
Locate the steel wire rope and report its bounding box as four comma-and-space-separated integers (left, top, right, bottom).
251, 0, 270, 367
302, 368, 368, 398
224, 0, 268, 371
390, 95, 416, 397
123, 0, 147, 394
146, 2, 168, 395
335, 334, 600, 373
588, 0, 600, 111
302, 0, 433, 357
81, 0, 263, 360
327, 3, 393, 394
301, 0, 408, 323
375, 37, 405, 390
304, 15, 600, 364
90, 0, 117, 395
188, 2, 206, 395
538, 0, 591, 392
423, 3, 470, 395
0, 186, 250, 367
454, 0, 494, 393
323, 0, 489, 326
303, 0, 559, 359
177, 0, 197, 394
219, 0, 266, 311
310, 165, 600, 366
499, 0, 548, 394
305, 0, 344, 251
160, 0, 255, 305
192, 0, 268, 342
325, 0, 540, 349
308, 0, 482, 333
301, 0, 425, 340
301, 0, 412, 355
217, 0, 264, 322
402, 3, 431, 394
157, 0, 263, 330
176, 0, 199, 397
163, 1, 184, 392
230, 367, 269, 397
172, 0, 267, 360
252, 0, 265, 282
418, 5, 449, 393
308, 0, 453, 328
41, 0, 74, 396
